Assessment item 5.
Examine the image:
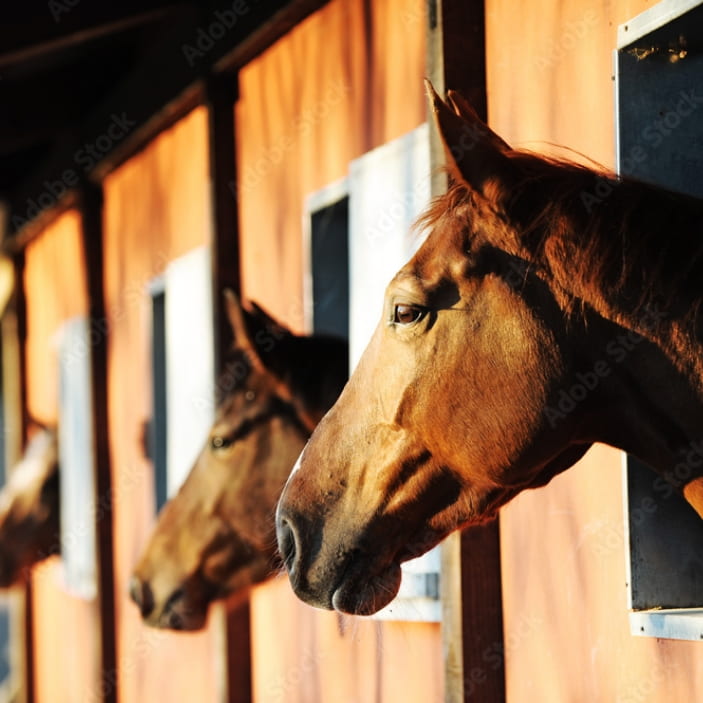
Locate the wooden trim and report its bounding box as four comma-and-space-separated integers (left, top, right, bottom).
78, 183, 118, 703
11, 251, 34, 703
205, 73, 251, 703
207, 73, 242, 345
224, 601, 252, 703
428, 2, 506, 702
459, 523, 506, 703
214, 0, 332, 73
0, 3, 179, 68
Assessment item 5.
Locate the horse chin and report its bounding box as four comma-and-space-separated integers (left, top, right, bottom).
148, 603, 208, 631
331, 561, 402, 615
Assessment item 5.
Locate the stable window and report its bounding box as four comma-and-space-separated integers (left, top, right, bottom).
57, 317, 97, 600
304, 178, 350, 340
149, 246, 215, 509
149, 284, 169, 512
616, 0, 703, 640
303, 124, 440, 621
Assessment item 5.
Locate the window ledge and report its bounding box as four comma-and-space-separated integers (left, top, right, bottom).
630, 608, 703, 641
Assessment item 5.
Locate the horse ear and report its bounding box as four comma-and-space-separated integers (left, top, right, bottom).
248, 301, 292, 340
446, 90, 511, 152
223, 288, 259, 358
425, 80, 516, 204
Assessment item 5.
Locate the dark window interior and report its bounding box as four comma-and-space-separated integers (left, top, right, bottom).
150, 290, 169, 512
618, 1, 703, 610
311, 196, 350, 341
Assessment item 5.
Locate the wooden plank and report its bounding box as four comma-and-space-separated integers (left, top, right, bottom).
0, 2, 179, 68
459, 524, 505, 702
207, 74, 242, 344
11, 251, 34, 703
78, 183, 118, 703
427, 2, 506, 702
205, 73, 251, 703
224, 602, 252, 703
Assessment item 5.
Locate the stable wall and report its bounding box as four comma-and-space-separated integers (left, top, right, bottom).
235, 0, 443, 701
23, 210, 100, 703
101, 106, 222, 703
486, 1, 703, 700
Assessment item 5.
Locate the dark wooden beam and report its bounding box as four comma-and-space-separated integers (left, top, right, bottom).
440, 1, 487, 119
0, 2, 178, 68
78, 183, 118, 703
224, 602, 252, 703
11, 250, 34, 703
6, 0, 331, 245
207, 73, 241, 346
205, 72, 250, 703
459, 524, 505, 703
427, 2, 506, 702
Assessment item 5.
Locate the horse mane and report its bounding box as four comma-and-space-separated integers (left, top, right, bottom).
418, 152, 703, 337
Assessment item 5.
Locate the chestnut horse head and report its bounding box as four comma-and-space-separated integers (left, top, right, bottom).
276, 83, 703, 615
0, 426, 59, 587
130, 291, 347, 629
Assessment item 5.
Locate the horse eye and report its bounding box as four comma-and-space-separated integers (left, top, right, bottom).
244, 390, 256, 402
393, 304, 424, 325
210, 435, 233, 451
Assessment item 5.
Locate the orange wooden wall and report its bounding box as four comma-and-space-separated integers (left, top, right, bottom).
23, 210, 101, 703
236, 1, 443, 701
101, 106, 223, 703
21, 4, 436, 699
486, 1, 703, 700
23, 2, 703, 702
23, 107, 223, 703
237, 0, 427, 330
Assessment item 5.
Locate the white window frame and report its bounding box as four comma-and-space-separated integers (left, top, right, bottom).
152, 246, 215, 499
304, 124, 441, 621
57, 316, 97, 600
302, 177, 349, 333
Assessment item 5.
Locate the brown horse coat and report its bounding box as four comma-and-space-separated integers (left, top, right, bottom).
276, 83, 703, 615
131, 292, 347, 629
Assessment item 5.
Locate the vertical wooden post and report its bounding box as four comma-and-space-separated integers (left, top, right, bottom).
79, 183, 118, 703
427, 2, 506, 702
10, 249, 34, 703
207, 73, 242, 348
205, 73, 251, 703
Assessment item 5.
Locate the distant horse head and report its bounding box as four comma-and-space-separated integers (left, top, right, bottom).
131, 291, 347, 629
0, 426, 59, 587
276, 82, 703, 615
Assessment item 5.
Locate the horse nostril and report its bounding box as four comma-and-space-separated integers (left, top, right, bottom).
276, 516, 298, 573
163, 587, 185, 617
129, 576, 155, 619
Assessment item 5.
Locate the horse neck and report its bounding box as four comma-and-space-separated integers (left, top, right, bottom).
526, 177, 703, 394
576, 307, 703, 518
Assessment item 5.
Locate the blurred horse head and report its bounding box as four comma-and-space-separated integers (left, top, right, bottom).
131, 292, 347, 629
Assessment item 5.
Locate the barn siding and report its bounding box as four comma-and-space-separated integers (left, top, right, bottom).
101, 106, 222, 703
236, 0, 427, 330
19, 2, 701, 702
235, 1, 443, 702
23, 210, 100, 703
487, 1, 703, 700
